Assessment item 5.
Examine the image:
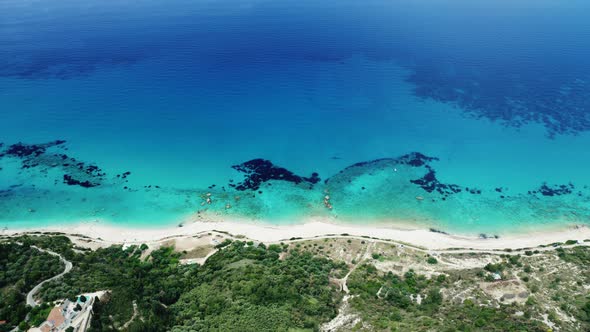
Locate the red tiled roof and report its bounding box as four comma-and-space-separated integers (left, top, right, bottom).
46, 307, 65, 328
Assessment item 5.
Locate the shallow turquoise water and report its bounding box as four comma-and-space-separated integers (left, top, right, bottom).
1, 0, 590, 235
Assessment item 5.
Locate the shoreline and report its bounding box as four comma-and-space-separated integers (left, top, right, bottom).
3, 217, 590, 250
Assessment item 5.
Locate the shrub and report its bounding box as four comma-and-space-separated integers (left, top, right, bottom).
508, 255, 520, 265
484, 263, 504, 273
214, 239, 233, 249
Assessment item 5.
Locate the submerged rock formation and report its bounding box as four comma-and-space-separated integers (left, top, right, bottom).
231, 159, 320, 191
0, 140, 106, 188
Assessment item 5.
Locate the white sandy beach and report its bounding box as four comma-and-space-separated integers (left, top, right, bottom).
4, 217, 590, 250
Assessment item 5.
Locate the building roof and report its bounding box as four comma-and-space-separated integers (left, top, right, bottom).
39, 324, 51, 332
46, 307, 66, 329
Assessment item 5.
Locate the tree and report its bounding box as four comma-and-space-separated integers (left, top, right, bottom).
580, 300, 590, 322
18, 321, 29, 331
385, 288, 411, 309
423, 288, 443, 306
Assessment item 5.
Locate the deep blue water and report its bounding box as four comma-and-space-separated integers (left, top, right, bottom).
1, 0, 590, 234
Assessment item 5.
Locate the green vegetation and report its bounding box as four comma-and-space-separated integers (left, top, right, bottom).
2, 236, 346, 331
214, 239, 233, 249
43, 245, 193, 331
28, 304, 53, 327
0, 242, 64, 331
16, 235, 77, 259
484, 262, 505, 273
347, 264, 545, 331
3, 235, 590, 332
556, 245, 590, 265
554, 246, 590, 324
171, 242, 346, 331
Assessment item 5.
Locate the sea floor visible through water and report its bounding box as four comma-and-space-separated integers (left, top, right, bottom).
1, 58, 589, 236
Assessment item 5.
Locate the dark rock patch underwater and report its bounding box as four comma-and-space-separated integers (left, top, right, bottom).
2, 140, 589, 230
231, 159, 320, 191
325, 152, 473, 199
0, 140, 106, 188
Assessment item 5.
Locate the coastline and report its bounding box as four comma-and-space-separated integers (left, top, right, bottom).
3, 217, 590, 250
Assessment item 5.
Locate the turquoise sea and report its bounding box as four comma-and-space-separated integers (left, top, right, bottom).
1, 0, 590, 235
